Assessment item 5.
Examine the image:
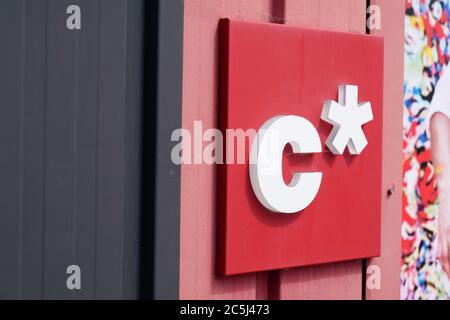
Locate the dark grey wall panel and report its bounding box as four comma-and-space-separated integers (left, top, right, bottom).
0, 0, 144, 299
140, 0, 183, 300
0, 0, 27, 300
20, 0, 47, 299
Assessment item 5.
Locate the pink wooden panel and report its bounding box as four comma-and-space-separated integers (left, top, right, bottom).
279, 262, 363, 300
180, 0, 403, 300
278, 0, 367, 300
180, 0, 272, 300
284, 0, 367, 33
366, 0, 404, 300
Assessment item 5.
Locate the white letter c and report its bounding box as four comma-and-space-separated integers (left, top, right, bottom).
249, 116, 322, 214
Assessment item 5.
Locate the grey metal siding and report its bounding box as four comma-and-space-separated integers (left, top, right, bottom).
140, 0, 183, 300
0, 0, 144, 299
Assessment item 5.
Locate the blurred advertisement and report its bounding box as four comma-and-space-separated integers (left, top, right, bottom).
403, 0, 450, 299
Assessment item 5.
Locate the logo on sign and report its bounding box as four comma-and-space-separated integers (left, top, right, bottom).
250, 85, 373, 214
217, 19, 383, 276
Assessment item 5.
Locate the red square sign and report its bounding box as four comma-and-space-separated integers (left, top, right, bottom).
218, 20, 384, 276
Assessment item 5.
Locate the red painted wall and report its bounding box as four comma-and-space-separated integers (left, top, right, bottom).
366, 0, 404, 300
180, 0, 272, 300
180, 0, 403, 300
278, 0, 367, 300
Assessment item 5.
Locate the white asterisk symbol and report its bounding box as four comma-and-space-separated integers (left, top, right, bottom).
321, 85, 373, 155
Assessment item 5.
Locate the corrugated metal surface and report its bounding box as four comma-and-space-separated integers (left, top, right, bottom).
0, 0, 144, 299
139, 0, 183, 300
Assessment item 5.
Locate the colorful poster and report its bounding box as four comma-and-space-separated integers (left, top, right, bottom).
403, 0, 450, 299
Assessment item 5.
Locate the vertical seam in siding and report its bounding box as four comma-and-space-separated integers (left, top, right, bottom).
93, 0, 102, 298
71, 0, 81, 301
121, 0, 129, 298
40, 0, 49, 299
17, 0, 27, 299
361, 0, 372, 301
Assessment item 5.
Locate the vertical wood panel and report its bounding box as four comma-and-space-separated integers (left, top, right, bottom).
181, 0, 402, 300
284, 0, 366, 33
277, 0, 367, 300
180, 0, 272, 300
366, 0, 404, 300
279, 262, 363, 300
